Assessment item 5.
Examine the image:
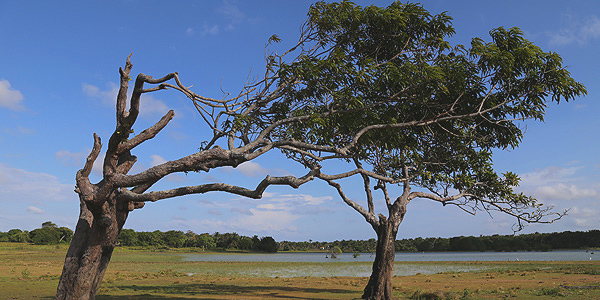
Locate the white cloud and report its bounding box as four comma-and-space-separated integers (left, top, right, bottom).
569, 206, 599, 227
536, 184, 596, 201
186, 27, 196, 36
257, 203, 277, 210
55, 149, 104, 176
223, 161, 268, 177
194, 1, 254, 37
201, 23, 220, 36
2, 126, 35, 136
175, 193, 335, 235
238, 208, 299, 233
82, 82, 171, 118
55, 150, 86, 167
208, 209, 222, 216
0, 79, 25, 111
236, 161, 268, 177
519, 166, 597, 202
150, 154, 168, 167
27, 206, 44, 214
548, 14, 600, 46
519, 166, 578, 186
230, 206, 253, 215
0, 163, 73, 203
82, 82, 117, 107
216, 0, 252, 29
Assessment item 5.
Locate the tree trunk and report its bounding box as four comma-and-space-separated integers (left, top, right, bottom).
362, 215, 400, 300
55, 194, 128, 300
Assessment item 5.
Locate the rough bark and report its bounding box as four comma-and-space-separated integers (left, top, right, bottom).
362, 215, 400, 300
55, 193, 129, 300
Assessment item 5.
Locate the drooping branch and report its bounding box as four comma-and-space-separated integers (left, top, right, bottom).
119, 169, 319, 203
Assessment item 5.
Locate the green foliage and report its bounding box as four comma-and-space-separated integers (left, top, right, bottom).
162, 230, 186, 248
30, 227, 61, 245
41, 221, 57, 228
10, 222, 73, 245
257, 236, 279, 253
538, 287, 565, 297
268, 1, 586, 217
279, 230, 600, 253
330, 246, 342, 258
114, 230, 277, 252
7, 229, 29, 243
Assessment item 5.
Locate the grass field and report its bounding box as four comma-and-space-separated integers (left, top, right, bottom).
0, 243, 598, 299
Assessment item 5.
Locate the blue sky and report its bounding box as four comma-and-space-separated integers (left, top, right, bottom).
0, 0, 598, 242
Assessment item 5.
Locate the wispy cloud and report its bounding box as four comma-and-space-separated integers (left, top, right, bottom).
2, 126, 36, 136
150, 154, 168, 167
216, 0, 249, 29
55, 149, 104, 176
0, 163, 73, 203
519, 166, 597, 201
0, 79, 25, 111
517, 164, 599, 230
185, 27, 196, 37
186, 193, 334, 235
186, 0, 255, 38
82, 82, 171, 118
548, 14, 600, 46
27, 206, 44, 214
569, 206, 598, 227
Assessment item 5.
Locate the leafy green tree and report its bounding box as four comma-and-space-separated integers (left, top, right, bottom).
162, 230, 186, 248
42, 221, 57, 228
260, 2, 586, 298
57, 227, 74, 244
0, 232, 8, 242
30, 227, 61, 245
117, 229, 138, 246
330, 246, 342, 258
7, 229, 29, 243
195, 233, 216, 250
137, 231, 164, 247
259, 236, 279, 253
238, 236, 254, 250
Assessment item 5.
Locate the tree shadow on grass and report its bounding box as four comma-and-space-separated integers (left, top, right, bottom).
96, 282, 357, 300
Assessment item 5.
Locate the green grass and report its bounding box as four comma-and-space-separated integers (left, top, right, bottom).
0, 242, 599, 299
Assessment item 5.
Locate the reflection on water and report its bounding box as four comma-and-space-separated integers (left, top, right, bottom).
176, 250, 595, 278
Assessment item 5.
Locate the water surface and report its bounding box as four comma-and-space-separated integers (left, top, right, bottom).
181, 250, 596, 263
176, 250, 596, 277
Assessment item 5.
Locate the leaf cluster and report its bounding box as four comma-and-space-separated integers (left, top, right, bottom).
261, 1, 586, 212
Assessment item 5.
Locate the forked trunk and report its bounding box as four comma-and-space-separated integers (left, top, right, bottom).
55, 195, 128, 300
362, 215, 401, 300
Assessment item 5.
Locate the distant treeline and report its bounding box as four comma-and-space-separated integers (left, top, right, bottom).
0, 221, 73, 245
117, 229, 278, 252
1, 222, 598, 253
285, 230, 600, 253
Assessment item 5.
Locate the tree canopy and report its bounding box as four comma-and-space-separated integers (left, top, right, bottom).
257, 1, 586, 230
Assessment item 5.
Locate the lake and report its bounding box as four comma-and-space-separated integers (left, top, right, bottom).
181, 250, 597, 263
176, 250, 597, 277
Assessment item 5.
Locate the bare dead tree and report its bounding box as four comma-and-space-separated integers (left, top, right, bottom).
55, 46, 319, 298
